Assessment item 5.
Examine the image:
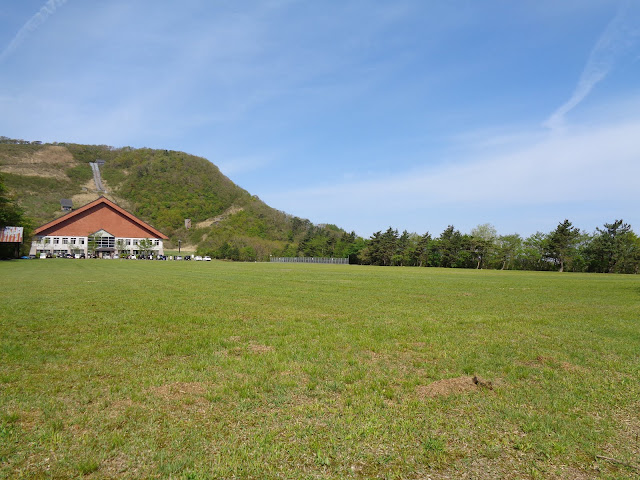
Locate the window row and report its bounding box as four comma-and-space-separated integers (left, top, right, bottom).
47, 237, 85, 245
120, 239, 161, 246
42, 237, 160, 247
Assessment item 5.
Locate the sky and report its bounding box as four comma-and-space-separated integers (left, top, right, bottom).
1, 0, 639, 237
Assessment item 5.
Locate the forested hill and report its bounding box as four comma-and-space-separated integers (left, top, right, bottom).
0, 139, 362, 260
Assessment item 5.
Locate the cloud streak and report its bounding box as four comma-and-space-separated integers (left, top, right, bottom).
262, 117, 640, 235
544, 1, 640, 130
0, 0, 68, 63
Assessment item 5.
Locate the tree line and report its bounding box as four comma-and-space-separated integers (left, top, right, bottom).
255, 219, 638, 274
341, 220, 639, 273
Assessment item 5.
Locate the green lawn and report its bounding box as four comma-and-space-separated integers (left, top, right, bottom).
1, 260, 639, 479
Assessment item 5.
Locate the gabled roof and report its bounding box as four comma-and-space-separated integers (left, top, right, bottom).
34, 196, 168, 239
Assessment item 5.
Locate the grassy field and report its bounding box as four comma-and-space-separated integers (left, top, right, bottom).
1, 260, 639, 479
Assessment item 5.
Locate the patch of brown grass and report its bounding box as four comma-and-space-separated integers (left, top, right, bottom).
149, 382, 208, 401
19, 146, 75, 165
70, 180, 102, 205
431, 456, 599, 480
0, 146, 77, 181
101, 452, 148, 479
249, 342, 274, 354
0, 164, 70, 181
416, 376, 477, 398
18, 408, 43, 431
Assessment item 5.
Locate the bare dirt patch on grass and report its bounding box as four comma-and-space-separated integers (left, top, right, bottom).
417, 376, 477, 398
417, 376, 492, 399
150, 382, 208, 401
249, 342, 274, 354
526, 355, 586, 373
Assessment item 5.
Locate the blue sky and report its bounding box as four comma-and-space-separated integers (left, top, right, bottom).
1, 1, 639, 237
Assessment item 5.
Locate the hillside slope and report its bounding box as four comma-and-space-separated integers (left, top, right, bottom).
0, 139, 361, 260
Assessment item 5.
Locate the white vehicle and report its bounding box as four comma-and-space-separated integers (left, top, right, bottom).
40, 253, 47, 259
203, 256, 212, 261
194, 256, 203, 261
175, 256, 183, 261
74, 254, 81, 259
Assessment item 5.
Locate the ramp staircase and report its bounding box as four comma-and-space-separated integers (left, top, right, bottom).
89, 162, 105, 192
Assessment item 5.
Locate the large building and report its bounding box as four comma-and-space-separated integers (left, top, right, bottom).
30, 197, 168, 257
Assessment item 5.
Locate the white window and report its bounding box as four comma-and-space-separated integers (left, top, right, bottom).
126, 239, 131, 245
71, 238, 76, 244
80, 238, 85, 245
62, 238, 69, 244
53, 237, 60, 244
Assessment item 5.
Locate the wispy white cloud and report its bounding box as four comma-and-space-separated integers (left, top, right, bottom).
544, 1, 640, 130
0, 0, 68, 63
262, 116, 640, 234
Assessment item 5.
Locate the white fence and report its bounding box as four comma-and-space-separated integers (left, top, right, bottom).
270, 257, 349, 264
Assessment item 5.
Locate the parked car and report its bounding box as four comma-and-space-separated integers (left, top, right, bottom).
203, 256, 212, 261
194, 256, 203, 261
175, 256, 183, 261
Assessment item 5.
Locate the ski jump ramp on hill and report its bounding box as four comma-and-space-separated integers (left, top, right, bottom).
89, 162, 105, 192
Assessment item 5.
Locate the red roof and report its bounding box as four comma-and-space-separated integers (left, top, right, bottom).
33, 197, 169, 239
